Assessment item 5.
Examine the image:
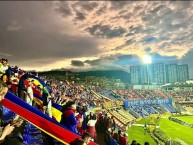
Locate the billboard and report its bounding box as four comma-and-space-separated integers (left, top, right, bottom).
124, 98, 172, 107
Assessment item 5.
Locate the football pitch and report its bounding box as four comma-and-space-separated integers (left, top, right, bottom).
128, 115, 193, 145
128, 125, 157, 145
174, 116, 193, 124
159, 117, 193, 145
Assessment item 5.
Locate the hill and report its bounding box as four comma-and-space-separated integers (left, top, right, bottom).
39, 70, 130, 83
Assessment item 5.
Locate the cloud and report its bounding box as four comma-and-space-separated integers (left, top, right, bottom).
6, 21, 22, 31
55, 1, 72, 17
72, 2, 99, 12
180, 48, 193, 79
0, 52, 12, 57
71, 60, 84, 67
75, 11, 86, 21
0, 1, 193, 73
85, 59, 103, 66
85, 24, 126, 39
110, 1, 129, 10
141, 37, 158, 44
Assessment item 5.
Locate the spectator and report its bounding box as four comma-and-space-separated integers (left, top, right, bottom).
144, 142, 149, 145
121, 133, 129, 145
104, 114, 109, 131
107, 116, 116, 131
87, 116, 97, 141
89, 112, 96, 120
26, 81, 33, 106
0, 59, 8, 77
0, 80, 23, 145
42, 87, 52, 118
70, 138, 86, 145
10, 73, 19, 96
60, 101, 78, 133
18, 73, 29, 100
108, 132, 119, 145
76, 112, 83, 134
82, 132, 91, 145
104, 128, 111, 145
131, 140, 137, 145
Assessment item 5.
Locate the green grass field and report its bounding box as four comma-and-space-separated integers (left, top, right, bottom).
159, 117, 193, 145
175, 116, 193, 124
128, 126, 157, 145
128, 115, 193, 145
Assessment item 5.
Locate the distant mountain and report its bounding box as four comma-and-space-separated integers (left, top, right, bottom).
39, 70, 130, 83
76, 70, 130, 82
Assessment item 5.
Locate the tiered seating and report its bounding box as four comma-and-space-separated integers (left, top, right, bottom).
184, 106, 193, 113
143, 106, 158, 114
117, 109, 135, 121
97, 89, 122, 101
113, 89, 143, 100
164, 104, 176, 113
106, 112, 125, 129
23, 122, 44, 145
153, 105, 167, 114
128, 108, 141, 118
167, 90, 193, 102
137, 89, 154, 99
131, 106, 149, 117
110, 110, 130, 125
154, 90, 168, 98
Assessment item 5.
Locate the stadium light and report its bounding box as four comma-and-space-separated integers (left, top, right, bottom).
143, 54, 152, 64
142, 54, 152, 89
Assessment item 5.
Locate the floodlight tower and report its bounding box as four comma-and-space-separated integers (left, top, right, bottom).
143, 55, 152, 89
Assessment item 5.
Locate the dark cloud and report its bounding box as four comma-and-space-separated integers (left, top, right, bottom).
0, 1, 193, 73
96, 5, 107, 15
145, 48, 151, 53
128, 25, 143, 34
71, 60, 84, 67
141, 36, 158, 44
85, 56, 116, 66
110, 1, 128, 10
151, 53, 178, 64
125, 33, 134, 37
55, 2, 72, 17
72, 2, 99, 12
86, 24, 126, 39
75, 11, 86, 21
125, 39, 136, 45
0, 1, 100, 68
114, 54, 141, 66
180, 48, 193, 79
85, 59, 102, 66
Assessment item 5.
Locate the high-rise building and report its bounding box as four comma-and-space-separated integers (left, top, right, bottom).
177, 64, 189, 82
139, 65, 148, 84
130, 63, 189, 85
166, 64, 178, 83
152, 63, 166, 85
130, 66, 140, 84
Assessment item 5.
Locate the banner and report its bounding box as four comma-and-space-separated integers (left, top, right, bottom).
124, 98, 172, 107
2, 92, 98, 145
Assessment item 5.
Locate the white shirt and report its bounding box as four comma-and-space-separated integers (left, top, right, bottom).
0, 64, 8, 76
27, 87, 33, 101
87, 119, 97, 127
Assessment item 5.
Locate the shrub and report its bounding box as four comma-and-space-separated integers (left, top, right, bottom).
153, 128, 182, 145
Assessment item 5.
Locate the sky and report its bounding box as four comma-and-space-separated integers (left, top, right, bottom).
0, 1, 193, 78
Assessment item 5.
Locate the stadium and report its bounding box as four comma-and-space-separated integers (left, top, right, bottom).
0, 1, 193, 145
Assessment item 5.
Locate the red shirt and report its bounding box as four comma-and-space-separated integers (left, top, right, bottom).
119, 135, 129, 145
24, 79, 29, 88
